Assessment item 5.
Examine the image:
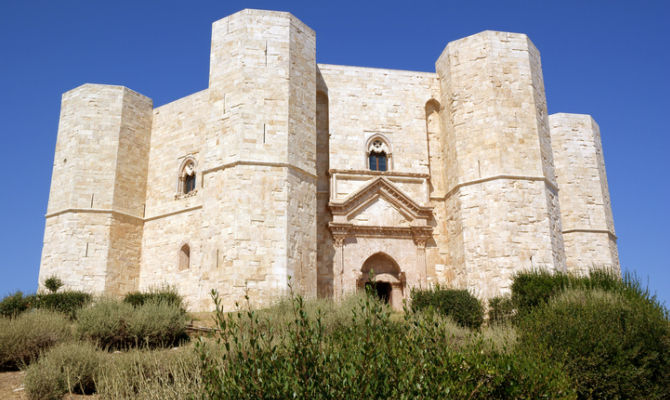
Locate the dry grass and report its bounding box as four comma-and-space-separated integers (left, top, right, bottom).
0, 310, 73, 370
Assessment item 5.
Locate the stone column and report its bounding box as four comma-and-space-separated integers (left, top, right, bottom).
332, 235, 345, 300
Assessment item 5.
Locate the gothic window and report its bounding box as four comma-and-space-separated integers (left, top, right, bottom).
179, 244, 190, 270
178, 157, 197, 196
369, 148, 387, 171
366, 136, 391, 171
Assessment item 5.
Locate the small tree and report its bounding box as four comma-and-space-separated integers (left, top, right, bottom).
43, 276, 64, 294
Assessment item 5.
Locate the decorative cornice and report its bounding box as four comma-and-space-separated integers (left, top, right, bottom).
144, 205, 203, 222
434, 175, 559, 202
329, 222, 432, 240
203, 160, 317, 179
329, 177, 432, 220
329, 168, 429, 179
45, 208, 143, 221
562, 228, 617, 242
46, 205, 204, 223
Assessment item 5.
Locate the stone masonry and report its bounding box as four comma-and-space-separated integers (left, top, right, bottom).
38, 9, 619, 311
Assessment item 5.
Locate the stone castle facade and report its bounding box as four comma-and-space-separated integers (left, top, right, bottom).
38, 9, 619, 311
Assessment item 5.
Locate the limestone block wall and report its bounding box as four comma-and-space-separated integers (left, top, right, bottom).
39, 84, 152, 294
318, 65, 440, 173
40, 213, 113, 293
549, 113, 619, 274
139, 89, 208, 306
436, 31, 566, 297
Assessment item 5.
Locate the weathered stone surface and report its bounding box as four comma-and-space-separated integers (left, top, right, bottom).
38, 9, 619, 311
550, 113, 619, 274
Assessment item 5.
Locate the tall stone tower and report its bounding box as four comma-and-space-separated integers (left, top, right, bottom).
199, 9, 318, 305
39, 85, 152, 295
550, 113, 619, 274
435, 31, 566, 298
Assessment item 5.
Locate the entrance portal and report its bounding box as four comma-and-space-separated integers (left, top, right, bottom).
359, 252, 404, 310
364, 281, 392, 304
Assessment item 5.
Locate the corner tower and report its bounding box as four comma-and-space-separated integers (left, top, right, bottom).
200, 9, 317, 307
39, 84, 152, 295
549, 114, 619, 273
436, 31, 566, 297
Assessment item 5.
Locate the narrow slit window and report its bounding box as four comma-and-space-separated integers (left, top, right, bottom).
179, 244, 190, 270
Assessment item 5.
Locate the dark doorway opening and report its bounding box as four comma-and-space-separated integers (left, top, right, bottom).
365, 281, 392, 304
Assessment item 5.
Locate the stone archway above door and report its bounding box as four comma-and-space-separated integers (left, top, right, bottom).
328, 176, 433, 301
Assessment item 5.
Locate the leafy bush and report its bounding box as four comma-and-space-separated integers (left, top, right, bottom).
0, 309, 72, 370
519, 288, 670, 399
43, 275, 64, 293
197, 290, 573, 399
124, 286, 184, 311
33, 291, 91, 319
488, 295, 515, 325
410, 286, 484, 329
511, 268, 622, 316
77, 299, 188, 349
24, 341, 103, 400
0, 291, 34, 318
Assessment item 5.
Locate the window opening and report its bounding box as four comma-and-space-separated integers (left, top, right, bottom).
179, 244, 190, 270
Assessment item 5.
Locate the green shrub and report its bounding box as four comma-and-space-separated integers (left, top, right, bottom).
197, 289, 573, 399
0, 290, 91, 319
123, 286, 184, 311
511, 268, 622, 316
77, 299, 188, 349
0, 291, 33, 318
33, 291, 91, 319
24, 341, 103, 400
519, 288, 670, 399
488, 295, 515, 325
43, 275, 64, 293
410, 286, 484, 329
0, 309, 73, 370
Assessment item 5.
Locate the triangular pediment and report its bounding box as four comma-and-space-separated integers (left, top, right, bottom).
348, 195, 411, 226
329, 177, 432, 222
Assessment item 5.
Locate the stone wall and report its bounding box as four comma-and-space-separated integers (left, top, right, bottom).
436, 31, 566, 298
550, 113, 619, 273
39, 84, 152, 295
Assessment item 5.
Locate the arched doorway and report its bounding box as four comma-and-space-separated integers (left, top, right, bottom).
359, 253, 405, 310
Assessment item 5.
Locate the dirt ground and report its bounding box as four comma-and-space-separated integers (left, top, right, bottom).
0, 371, 95, 400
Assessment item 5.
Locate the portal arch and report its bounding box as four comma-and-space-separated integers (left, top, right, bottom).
358, 252, 405, 309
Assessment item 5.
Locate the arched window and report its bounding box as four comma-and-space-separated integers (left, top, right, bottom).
179, 244, 190, 270
178, 157, 197, 195
366, 136, 391, 171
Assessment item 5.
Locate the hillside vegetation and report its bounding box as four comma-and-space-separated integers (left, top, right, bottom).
0, 270, 667, 399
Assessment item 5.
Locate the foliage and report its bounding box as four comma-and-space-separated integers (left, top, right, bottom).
24, 341, 102, 400
488, 295, 515, 325
77, 299, 188, 349
123, 285, 185, 311
0, 291, 33, 318
519, 288, 670, 399
0, 290, 91, 319
43, 275, 64, 293
32, 291, 92, 319
410, 286, 484, 329
510, 268, 622, 317
0, 309, 73, 370
197, 289, 573, 399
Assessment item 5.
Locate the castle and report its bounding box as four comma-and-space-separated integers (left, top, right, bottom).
38, 9, 619, 311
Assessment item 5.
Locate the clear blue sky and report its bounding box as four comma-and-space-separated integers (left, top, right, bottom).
1, 1, 668, 306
